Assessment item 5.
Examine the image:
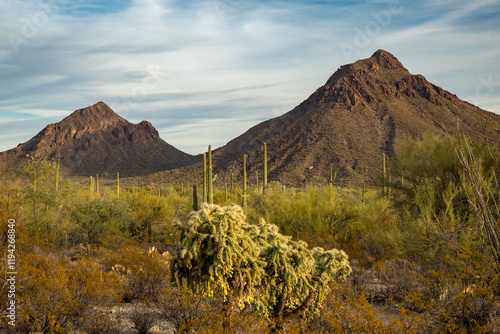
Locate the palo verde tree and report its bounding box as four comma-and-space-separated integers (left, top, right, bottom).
171, 203, 351, 333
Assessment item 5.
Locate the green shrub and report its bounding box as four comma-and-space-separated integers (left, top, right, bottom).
69, 197, 138, 244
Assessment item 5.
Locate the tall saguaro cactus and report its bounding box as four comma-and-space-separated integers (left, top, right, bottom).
208, 145, 213, 204
89, 176, 94, 195
263, 142, 268, 189
117, 172, 120, 197
96, 174, 100, 197
242, 155, 247, 208
193, 184, 199, 211
330, 164, 333, 185
203, 153, 207, 203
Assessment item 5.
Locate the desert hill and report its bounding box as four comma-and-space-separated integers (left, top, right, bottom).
2, 50, 500, 186
0, 102, 193, 176
209, 50, 500, 186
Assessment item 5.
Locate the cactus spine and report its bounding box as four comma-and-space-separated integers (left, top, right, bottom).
208, 145, 213, 204
203, 153, 207, 203
242, 154, 247, 208
263, 142, 268, 189
55, 159, 60, 192
193, 184, 199, 211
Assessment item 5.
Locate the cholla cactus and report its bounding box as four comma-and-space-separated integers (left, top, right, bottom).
171, 204, 351, 333
254, 220, 351, 330
171, 203, 265, 333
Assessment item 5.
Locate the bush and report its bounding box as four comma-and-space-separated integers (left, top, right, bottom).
69, 197, 139, 245
129, 304, 158, 334
15, 253, 122, 333
99, 244, 170, 302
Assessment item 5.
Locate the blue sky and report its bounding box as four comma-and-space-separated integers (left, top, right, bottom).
1, 0, 499, 154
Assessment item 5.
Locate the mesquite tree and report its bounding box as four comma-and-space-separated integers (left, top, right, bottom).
171, 204, 351, 333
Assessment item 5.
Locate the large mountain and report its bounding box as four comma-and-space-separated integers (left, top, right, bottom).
3, 50, 499, 185
0, 102, 193, 176
211, 50, 500, 186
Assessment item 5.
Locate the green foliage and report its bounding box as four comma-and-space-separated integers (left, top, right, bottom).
23, 159, 55, 190
255, 220, 351, 328
388, 135, 474, 218
69, 197, 138, 244
247, 183, 399, 263
172, 204, 265, 301
172, 203, 351, 332
15, 253, 121, 333
386, 134, 500, 267
4, 132, 500, 333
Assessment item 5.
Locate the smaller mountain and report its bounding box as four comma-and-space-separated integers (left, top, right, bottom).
1, 102, 193, 176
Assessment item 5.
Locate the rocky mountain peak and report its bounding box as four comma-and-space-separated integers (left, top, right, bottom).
1, 103, 193, 176
370, 49, 406, 70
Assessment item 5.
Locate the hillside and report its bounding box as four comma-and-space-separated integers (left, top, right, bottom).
2, 50, 499, 185
210, 50, 500, 186
0, 102, 193, 176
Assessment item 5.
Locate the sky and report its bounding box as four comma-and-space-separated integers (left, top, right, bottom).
1, 0, 499, 154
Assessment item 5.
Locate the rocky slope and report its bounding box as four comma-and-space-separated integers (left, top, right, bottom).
211, 50, 500, 186
0, 102, 193, 176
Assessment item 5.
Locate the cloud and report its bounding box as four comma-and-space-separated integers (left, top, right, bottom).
0, 0, 499, 154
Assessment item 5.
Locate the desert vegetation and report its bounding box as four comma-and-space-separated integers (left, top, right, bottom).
1, 134, 500, 333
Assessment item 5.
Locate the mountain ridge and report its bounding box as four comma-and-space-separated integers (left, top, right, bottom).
209, 50, 500, 186
2, 50, 499, 185
0, 102, 194, 176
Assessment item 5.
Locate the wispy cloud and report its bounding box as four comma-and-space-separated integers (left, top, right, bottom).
0, 0, 499, 154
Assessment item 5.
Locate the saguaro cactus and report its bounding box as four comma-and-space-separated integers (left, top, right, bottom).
242, 155, 247, 208
89, 176, 94, 195
208, 145, 213, 204
96, 174, 100, 197
203, 153, 207, 203
263, 142, 268, 189
117, 172, 120, 197
193, 184, 199, 211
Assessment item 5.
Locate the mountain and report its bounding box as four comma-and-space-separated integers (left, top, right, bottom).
211, 50, 500, 186
0, 102, 193, 176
